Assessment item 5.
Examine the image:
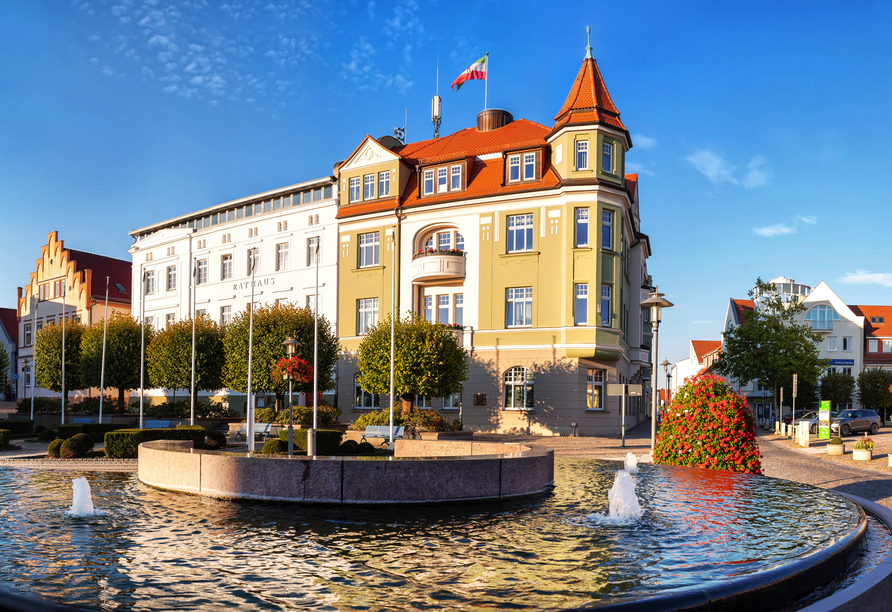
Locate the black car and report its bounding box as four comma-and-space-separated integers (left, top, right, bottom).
830, 409, 881, 436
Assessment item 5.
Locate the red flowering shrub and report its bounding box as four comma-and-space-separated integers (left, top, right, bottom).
654, 374, 762, 475
270, 357, 313, 388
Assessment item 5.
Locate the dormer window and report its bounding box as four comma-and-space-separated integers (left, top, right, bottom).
420, 162, 465, 197
524, 153, 535, 180
508, 155, 521, 182
871, 316, 885, 324
506, 150, 539, 184
451, 165, 461, 189
423, 169, 435, 195
437, 167, 448, 192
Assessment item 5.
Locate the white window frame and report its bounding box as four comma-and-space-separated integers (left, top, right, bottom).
357, 298, 378, 335
424, 296, 433, 322
587, 369, 605, 411
221, 254, 233, 280
145, 270, 155, 294
602, 209, 613, 250
196, 259, 208, 285
166, 266, 177, 292
438, 232, 451, 250
355, 373, 380, 409
507, 213, 534, 253
504, 366, 534, 410
307, 236, 320, 267
450, 165, 461, 190
456, 232, 465, 251
842, 336, 852, 352
806, 305, 840, 330
378, 171, 390, 197
454, 293, 464, 326
508, 155, 521, 182
275, 243, 289, 271
601, 285, 611, 327
349, 177, 361, 203
869, 339, 878, 352
437, 295, 450, 324
437, 167, 448, 193
575, 284, 588, 326
247, 248, 260, 276
423, 169, 435, 195
506, 287, 533, 328
363, 174, 375, 200
602, 141, 614, 173
827, 336, 838, 352
165, 313, 175, 328
885, 340, 892, 353
24, 323, 32, 347
576, 140, 589, 170
358, 232, 379, 268
442, 391, 461, 411
220, 306, 232, 326
523, 152, 536, 180
575, 208, 589, 247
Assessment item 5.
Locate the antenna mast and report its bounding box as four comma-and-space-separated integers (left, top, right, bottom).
432, 56, 442, 138
394, 108, 406, 145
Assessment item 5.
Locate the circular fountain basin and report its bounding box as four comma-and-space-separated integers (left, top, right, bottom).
0, 459, 870, 611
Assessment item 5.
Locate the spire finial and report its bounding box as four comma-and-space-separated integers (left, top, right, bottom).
585, 26, 593, 59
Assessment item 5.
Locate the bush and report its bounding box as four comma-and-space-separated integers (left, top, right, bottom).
72, 433, 95, 451
653, 373, 762, 475
338, 440, 360, 455
57, 424, 86, 439
829, 437, 843, 445
47, 438, 64, 458
60, 437, 87, 459
205, 430, 227, 450
0, 420, 33, 435
35, 425, 46, 433
357, 441, 376, 455
88, 431, 104, 443
253, 405, 341, 427
104, 426, 208, 459
261, 439, 288, 454
16, 397, 61, 414
37, 429, 56, 442
354, 410, 405, 430
0, 430, 9, 448
127, 400, 238, 419
278, 428, 343, 454
73, 395, 127, 415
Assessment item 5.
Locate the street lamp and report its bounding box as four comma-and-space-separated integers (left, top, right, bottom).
640, 286, 673, 455
282, 336, 301, 456
23, 358, 30, 420
661, 358, 671, 406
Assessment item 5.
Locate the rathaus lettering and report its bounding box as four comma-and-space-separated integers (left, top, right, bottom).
233, 277, 276, 291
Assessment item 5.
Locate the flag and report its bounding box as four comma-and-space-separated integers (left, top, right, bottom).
451, 55, 487, 91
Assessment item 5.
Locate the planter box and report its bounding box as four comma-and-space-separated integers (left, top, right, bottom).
853, 448, 872, 461
827, 444, 845, 456
420, 431, 474, 441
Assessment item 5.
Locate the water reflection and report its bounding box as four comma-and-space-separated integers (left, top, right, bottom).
0, 459, 865, 610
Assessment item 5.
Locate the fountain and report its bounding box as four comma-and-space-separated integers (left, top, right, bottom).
624, 451, 639, 474
607, 469, 643, 520
66, 476, 97, 517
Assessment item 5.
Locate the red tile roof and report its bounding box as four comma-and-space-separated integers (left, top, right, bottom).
552, 58, 627, 133
67, 249, 132, 305
394, 119, 549, 163
625, 173, 638, 198
0, 308, 17, 345
849, 305, 892, 338
732, 299, 755, 324
692, 340, 722, 363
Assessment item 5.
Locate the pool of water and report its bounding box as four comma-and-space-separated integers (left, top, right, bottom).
0, 458, 866, 610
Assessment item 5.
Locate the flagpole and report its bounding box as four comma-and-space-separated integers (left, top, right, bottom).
484, 52, 489, 110
99, 276, 109, 424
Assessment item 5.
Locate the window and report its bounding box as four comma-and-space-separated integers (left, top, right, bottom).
576, 140, 588, 170
885, 340, 892, 353
423, 236, 434, 250
221, 254, 232, 280
307, 236, 320, 266
358, 232, 379, 267
355, 374, 380, 409
523, 152, 536, 180
602, 141, 614, 173
24, 324, 32, 347
602, 210, 613, 249
424, 296, 433, 322
357, 298, 378, 334
601, 285, 611, 327
869, 339, 878, 352
247, 248, 260, 275
871, 316, 886, 324
587, 369, 605, 410
805, 306, 839, 330
842, 336, 852, 352
167, 246, 175, 256
23, 365, 30, 388
575, 284, 588, 326
166, 266, 177, 291
456, 233, 465, 251
364, 174, 375, 200
506, 287, 533, 327
507, 214, 534, 253
276, 243, 289, 271
504, 366, 534, 410
451, 165, 461, 190
842, 367, 853, 377
437, 295, 450, 324
196, 309, 206, 318
438, 232, 451, 250
454, 294, 464, 326
443, 392, 461, 410
144, 270, 156, 294
423, 169, 435, 195
276, 221, 288, 232
165, 313, 175, 328
349, 177, 361, 203
827, 336, 837, 351
416, 395, 432, 409
377, 171, 390, 197
308, 215, 314, 226
437, 167, 448, 193
508, 155, 521, 182
575, 209, 589, 247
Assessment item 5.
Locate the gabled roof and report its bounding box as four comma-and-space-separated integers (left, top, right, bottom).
732, 299, 755, 324
66, 249, 132, 304
0, 308, 17, 345
394, 119, 549, 163
849, 305, 892, 338
552, 57, 627, 134
692, 340, 722, 363
625, 173, 638, 199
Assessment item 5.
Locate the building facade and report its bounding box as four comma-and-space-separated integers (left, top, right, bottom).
850, 305, 892, 373
128, 177, 338, 410
15, 231, 132, 402
0, 308, 17, 399
334, 48, 655, 436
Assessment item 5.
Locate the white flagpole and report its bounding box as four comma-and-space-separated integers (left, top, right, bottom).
61, 283, 66, 424
484, 52, 489, 110
190, 257, 196, 426
99, 276, 109, 423
389, 226, 396, 450
30, 297, 37, 421
247, 250, 256, 452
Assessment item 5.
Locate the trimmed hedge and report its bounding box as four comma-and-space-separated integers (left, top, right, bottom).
261, 439, 288, 454
60, 437, 87, 459
104, 426, 207, 459
278, 428, 342, 455
58, 422, 128, 440
72, 433, 95, 451
37, 429, 56, 442
47, 439, 64, 458
127, 400, 237, 419
0, 430, 9, 448
0, 420, 33, 435
205, 430, 227, 450
57, 424, 86, 439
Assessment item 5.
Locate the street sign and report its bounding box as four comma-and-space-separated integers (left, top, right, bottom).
818, 400, 831, 440
628, 384, 643, 396
11, 374, 17, 380
792, 373, 797, 398
607, 384, 626, 396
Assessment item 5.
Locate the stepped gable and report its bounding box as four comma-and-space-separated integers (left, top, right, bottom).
66, 249, 132, 305
552, 56, 627, 134
0, 308, 17, 344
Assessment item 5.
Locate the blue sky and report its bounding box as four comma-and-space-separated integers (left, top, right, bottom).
1, 0, 891, 378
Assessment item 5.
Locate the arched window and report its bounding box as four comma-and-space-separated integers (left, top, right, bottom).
504, 366, 534, 410
805, 305, 839, 330
354, 373, 379, 409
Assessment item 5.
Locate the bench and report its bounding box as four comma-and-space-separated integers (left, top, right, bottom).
233, 423, 273, 442
71, 417, 93, 424
144, 420, 171, 429
360, 425, 405, 445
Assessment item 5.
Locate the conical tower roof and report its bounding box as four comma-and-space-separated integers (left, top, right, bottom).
553, 56, 627, 134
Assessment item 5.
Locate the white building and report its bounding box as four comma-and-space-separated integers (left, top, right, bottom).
129, 176, 339, 409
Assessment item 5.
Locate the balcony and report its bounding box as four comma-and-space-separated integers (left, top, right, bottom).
410, 250, 467, 283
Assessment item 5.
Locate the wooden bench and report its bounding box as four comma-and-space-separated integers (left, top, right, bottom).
360, 425, 405, 445
233, 423, 273, 442
144, 420, 171, 429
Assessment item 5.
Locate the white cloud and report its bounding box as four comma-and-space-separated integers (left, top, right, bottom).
687, 150, 738, 185
796, 215, 817, 225
633, 134, 656, 149
752, 224, 795, 238
839, 270, 892, 288
742, 154, 771, 189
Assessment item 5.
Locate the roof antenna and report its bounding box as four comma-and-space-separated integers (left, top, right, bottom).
432, 55, 442, 139
394, 108, 406, 145
585, 25, 593, 59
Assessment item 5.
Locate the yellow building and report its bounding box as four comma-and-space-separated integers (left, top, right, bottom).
335, 48, 654, 436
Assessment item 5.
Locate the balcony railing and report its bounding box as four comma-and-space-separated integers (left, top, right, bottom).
410, 250, 467, 283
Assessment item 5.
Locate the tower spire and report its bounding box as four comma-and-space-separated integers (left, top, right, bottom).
584, 26, 593, 59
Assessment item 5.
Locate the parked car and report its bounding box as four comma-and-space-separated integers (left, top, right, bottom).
783, 411, 814, 425
830, 409, 881, 436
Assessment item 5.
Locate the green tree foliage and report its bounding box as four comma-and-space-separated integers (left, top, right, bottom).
857, 369, 892, 421
147, 316, 224, 402
81, 312, 150, 409
357, 313, 468, 416
716, 278, 826, 417
654, 374, 762, 475
34, 320, 85, 409
819, 371, 856, 410
222, 303, 339, 408
0, 344, 10, 399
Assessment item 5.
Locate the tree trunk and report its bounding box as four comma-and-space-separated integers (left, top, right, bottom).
118, 387, 126, 413
400, 393, 415, 417
276, 393, 284, 412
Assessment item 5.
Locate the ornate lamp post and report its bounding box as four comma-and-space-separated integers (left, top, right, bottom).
22, 358, 30, 420
661, 359, 671, 406
282, 336, 301, 456
640, 287, 673, 454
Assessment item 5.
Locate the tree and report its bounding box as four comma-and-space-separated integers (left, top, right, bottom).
34, 320, 85, 410
81, 312, 150, 410
857, 369, 892, 421
147, 316, 224, 404
0, 344, 10, 400
357, 313, 468, 416
819, 371, 855, 411
223, 303, 339, 410
716, 278, 827, 419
